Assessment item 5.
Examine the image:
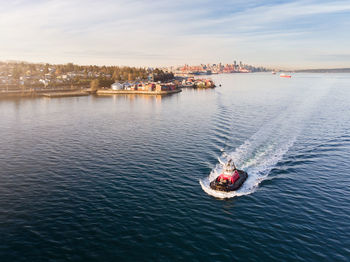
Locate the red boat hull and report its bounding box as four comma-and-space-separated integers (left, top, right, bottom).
210, 170, 248, 192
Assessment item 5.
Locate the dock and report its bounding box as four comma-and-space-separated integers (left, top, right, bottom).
0, 87, 90, 99
96, 89, 182, 96
42, 91, 90, 98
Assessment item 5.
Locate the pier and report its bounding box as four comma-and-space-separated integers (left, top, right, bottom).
96, 89, 182, 96
0, 87, 91, 99
42, 91, 90, 98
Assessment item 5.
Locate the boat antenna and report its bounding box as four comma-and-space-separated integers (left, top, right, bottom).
232, 161, 237, 170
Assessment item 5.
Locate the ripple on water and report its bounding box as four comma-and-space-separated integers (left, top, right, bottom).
1, 74, 350, 261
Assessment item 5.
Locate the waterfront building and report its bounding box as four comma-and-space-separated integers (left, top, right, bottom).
111, 82, 124, 90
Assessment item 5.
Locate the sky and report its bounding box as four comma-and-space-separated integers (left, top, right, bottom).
0, 0, 349, 69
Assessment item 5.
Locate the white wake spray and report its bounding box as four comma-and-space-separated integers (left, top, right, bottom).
200, 76, 333, 199
200, 136, 296, 199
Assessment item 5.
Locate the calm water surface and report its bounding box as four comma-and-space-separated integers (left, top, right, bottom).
1, 73, 349, 261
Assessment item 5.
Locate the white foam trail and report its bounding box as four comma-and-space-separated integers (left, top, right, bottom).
201, 76, 333, 199
200, 138, 296, 199
200, 109, 301, 199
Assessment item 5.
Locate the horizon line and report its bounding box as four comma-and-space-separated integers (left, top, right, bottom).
2, 59, 350, 72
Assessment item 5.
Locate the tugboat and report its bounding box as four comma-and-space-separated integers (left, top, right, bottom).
210, 160, 248, 192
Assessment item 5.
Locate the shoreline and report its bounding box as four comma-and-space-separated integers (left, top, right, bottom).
42, 91, 90, 98
0, 88, 89, 99
96, 89, 182, 96
0, 88, 182, 99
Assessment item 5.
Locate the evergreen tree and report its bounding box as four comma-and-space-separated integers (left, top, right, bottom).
90, 79, 99, 91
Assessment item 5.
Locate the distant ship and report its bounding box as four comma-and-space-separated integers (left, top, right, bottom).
280, 73, 292, 78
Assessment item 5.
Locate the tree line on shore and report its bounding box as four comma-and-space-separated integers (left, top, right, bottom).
0, 61, 174, 89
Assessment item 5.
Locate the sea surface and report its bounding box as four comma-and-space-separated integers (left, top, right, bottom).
1, 73, 349, 261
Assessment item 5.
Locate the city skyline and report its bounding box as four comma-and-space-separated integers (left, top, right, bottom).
1, 0, 350, 69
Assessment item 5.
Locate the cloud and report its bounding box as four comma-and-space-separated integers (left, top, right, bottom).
0, 0, 349, 67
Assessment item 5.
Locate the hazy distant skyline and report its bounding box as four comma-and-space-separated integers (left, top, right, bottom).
1, 0, 350, 69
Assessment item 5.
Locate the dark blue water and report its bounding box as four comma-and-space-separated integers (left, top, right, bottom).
1, 73, 349, 261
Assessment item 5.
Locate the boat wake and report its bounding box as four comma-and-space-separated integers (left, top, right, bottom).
201, 78, 332, 199
200, 136, 296, 199
200, 106, 300, 199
